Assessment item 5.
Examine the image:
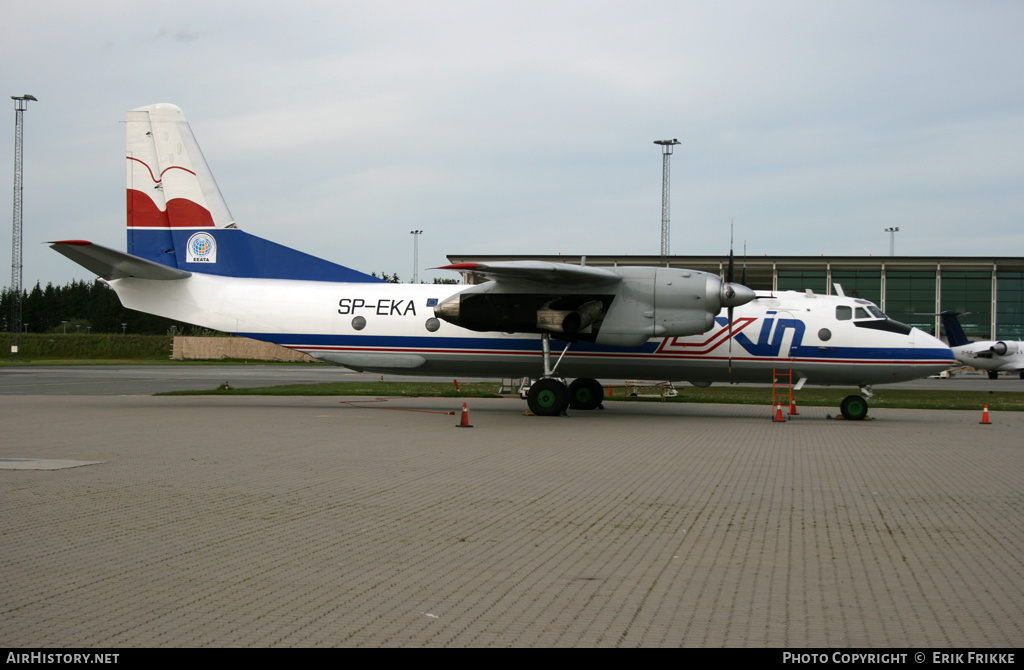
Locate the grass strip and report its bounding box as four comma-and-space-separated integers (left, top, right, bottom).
157, 381, 1024, 411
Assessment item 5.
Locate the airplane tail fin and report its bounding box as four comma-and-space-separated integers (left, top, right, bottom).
125, 103, 381, 283
939, 311, 971, 347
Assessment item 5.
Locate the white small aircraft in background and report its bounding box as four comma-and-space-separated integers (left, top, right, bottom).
51, 103, 955, 419
939, 311, 1024, 379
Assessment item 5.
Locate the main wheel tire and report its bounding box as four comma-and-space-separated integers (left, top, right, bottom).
568, 378, 604, 410
527, 379, 568, 416
840, 395, 869, 421
988, 370, 998, 380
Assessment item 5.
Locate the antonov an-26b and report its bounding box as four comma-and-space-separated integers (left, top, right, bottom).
51, 104, 956, 419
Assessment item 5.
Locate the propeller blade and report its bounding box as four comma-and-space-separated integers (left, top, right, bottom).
728, 222, 735, 372
728, 305, 734, 373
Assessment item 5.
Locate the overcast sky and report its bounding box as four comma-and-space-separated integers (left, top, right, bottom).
3, 0, 1023, 287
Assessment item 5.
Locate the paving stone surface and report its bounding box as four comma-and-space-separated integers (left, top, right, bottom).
2, 395, 1021, 647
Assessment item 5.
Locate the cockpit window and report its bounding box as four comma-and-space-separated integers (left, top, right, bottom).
836, 306, 852, 321
855, 307, 870, 319
866, 305, 885, 318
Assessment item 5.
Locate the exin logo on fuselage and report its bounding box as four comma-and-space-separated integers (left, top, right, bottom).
186, 232, 217, 263
729, 313, 806, 356
657, 312, 805, 357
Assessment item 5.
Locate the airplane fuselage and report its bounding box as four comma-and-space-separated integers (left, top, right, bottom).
110, 274, 954, 386
950, 341, 1024, 374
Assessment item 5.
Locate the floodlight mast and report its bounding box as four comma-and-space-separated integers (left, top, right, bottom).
410, 230, 423, 284
654, 139, 680, 264
885, 226, 900, 257
10, 95, 36, 360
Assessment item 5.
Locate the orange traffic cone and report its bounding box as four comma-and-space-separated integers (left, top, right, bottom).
980, 405, 991, 425
789, 398, 798, 416
773, 404, 785, 422
456, 402, 474, 428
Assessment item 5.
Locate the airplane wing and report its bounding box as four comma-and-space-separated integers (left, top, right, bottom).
49, 240, 192, 281
437, 262, 621, 287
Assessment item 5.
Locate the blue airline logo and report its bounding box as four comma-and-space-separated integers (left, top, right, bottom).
657, 312, 805, 357
726, 312, 806, 357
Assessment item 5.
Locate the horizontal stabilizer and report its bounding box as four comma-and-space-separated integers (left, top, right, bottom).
49, 240, 192, 281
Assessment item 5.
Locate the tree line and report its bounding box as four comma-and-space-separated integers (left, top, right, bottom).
1, 280, 187, 335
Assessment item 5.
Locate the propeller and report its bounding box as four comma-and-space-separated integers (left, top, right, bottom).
714, 221, 760, 373
726, 222, 737, 372
719, 225, 759, 372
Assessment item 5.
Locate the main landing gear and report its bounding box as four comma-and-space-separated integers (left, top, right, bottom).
526, 377, 604, 415
839, 386, 872, 421
524, 334, 604, 416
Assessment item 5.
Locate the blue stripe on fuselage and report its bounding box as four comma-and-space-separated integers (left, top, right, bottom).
236, 331, 952, 362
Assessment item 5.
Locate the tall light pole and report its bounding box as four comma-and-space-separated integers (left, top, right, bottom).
885, 226, 900, 256
10, 94, 36, 360
410, 230, 423, 284
654, 139, 680, 264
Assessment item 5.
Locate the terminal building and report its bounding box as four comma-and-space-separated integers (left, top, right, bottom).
445, 254, 1024, 342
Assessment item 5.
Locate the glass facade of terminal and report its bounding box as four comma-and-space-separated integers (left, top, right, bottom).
720, 260, 1024, 340
884, 271, 937, 333
771, 264, 1021, 340
996, 272, 1024, 339
940, 271, 992, 339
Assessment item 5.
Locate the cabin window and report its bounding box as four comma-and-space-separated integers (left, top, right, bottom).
836, 306, 852, 320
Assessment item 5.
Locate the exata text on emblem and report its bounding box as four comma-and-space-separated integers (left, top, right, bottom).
186, 232, 217, 263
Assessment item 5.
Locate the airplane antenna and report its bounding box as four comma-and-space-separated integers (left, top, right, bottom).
742, 240, 747, 286
654, 139, 680, 264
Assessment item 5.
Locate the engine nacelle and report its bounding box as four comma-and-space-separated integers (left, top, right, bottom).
990, 341, 1009, 356
433, 266, 755, 347
594, 268, 755, 347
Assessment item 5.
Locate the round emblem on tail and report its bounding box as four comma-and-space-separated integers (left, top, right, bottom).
186, 232, 217, 263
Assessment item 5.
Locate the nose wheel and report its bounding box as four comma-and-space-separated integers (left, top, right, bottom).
840, 394, 869, 421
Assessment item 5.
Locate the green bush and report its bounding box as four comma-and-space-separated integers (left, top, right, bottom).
0, 333, 172, 360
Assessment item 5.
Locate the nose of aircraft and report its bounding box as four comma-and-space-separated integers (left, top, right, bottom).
912, 327, 957, 364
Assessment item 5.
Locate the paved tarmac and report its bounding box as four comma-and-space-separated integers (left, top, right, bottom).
1, 369, 1022, 647
0, 363, 1020, 396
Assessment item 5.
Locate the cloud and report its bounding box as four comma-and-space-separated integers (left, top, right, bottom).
2, 0, 1023, 286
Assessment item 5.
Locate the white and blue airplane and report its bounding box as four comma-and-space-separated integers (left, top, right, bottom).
939, 311, 1024, 379
51, 103, 955, 419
